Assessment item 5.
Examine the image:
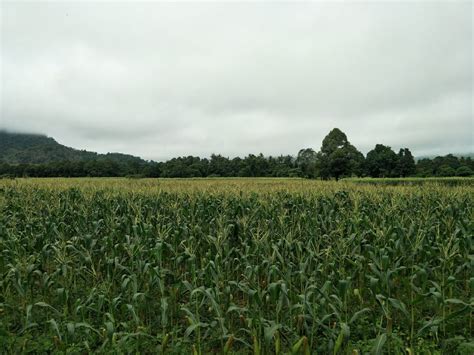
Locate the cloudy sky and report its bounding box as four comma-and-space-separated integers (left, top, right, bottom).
1, 1, 472, 160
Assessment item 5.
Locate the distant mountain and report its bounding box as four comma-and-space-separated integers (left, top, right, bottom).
0, 130, 147, 165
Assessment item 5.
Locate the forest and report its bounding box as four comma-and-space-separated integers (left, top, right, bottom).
0, 129, 472, 179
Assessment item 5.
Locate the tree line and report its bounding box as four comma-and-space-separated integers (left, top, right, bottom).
0, 128, 472, 178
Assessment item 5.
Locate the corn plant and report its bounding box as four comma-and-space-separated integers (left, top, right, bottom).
0, 178, 472, 353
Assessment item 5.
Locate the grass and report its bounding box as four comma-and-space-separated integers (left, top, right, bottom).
0, 178, 473, 353
344, 177, 474, 186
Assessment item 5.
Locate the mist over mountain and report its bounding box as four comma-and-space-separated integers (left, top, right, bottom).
0, 130, 147, 165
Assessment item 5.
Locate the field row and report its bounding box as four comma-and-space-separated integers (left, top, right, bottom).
0, 179, 473, 353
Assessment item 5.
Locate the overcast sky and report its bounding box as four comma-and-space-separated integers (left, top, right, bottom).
1, 1, 472, 160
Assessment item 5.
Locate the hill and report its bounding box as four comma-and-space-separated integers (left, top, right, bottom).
0, 130, 147, 165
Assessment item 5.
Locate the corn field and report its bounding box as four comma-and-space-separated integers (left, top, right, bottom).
0, 178, 473, 354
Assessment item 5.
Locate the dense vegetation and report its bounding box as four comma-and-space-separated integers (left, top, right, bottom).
344, 177, 474, 187
0, 178, 473, 353
0, 131, 146, 166
1, 129, 473, 179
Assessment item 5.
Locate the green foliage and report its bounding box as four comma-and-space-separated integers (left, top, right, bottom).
1, 130, 472, 179
318, 128, 364, 180
396, 148, 416, 177
0, 130, 146, 166
296, 148, 318, 178
438, 165, 456, 177
456, 166, 473, 177
416, 154, 474, 177
345, 177, 474, 186
0, 178, 472, 353
365, 144, 399, 178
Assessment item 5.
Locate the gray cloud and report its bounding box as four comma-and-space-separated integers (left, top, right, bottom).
1, 1, 472, 161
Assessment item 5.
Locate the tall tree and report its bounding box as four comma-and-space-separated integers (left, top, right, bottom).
396, 148, 416, 177
318, 128, 364, 180
365, 144, 399, 177
296, 148, 318, 178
